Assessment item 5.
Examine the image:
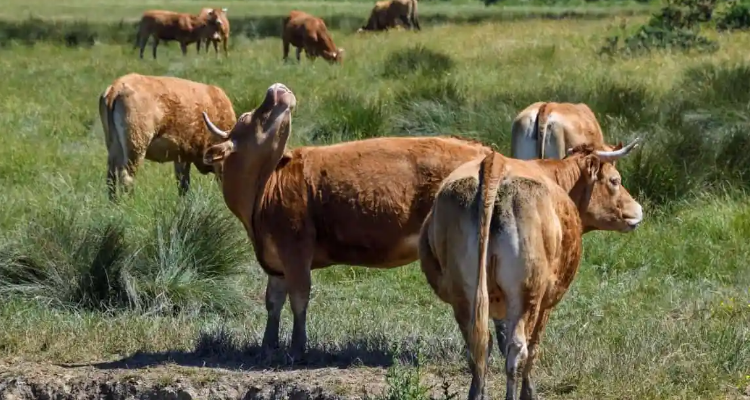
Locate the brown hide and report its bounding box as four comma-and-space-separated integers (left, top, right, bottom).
419, 142, 643, 400
511, 101, 619, 161
358, 0, 420, 32
201, 83, 492, 358
282, 10, 344, 64
100, 73, 236, 201
135, 9, 222, 59
198, 7, 230, 56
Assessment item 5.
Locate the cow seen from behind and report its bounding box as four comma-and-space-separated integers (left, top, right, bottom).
418, 140, 644, 400
511, 101, 619, 161
357, 0, 421, 32
98, 73, 236, 201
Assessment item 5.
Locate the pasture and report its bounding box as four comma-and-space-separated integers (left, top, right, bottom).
1, 0, 749, 398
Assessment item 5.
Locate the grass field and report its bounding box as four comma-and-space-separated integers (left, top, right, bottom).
1, 0, 750, 399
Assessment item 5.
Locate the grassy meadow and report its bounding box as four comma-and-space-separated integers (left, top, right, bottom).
1, 0, 750, 398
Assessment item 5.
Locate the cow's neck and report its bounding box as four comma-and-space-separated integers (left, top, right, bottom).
535, 157, 591, 213
222, 131, 289, 247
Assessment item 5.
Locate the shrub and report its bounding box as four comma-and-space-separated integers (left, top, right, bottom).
0, 192, 251, 316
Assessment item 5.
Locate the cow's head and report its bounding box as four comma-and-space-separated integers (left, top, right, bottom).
202, 83, 296, 165
202, 8, 223, 26
328, 48, 345, 64
565, 137, 643, 233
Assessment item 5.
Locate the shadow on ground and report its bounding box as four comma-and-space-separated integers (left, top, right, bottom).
60, 331, 464, 372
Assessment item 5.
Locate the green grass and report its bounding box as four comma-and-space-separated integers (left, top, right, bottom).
0, 0, 749, 399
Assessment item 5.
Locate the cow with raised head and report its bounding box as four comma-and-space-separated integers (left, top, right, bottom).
511, 101, 619, 161
357, 0, 420, 32
282, 10, 344, 64
98, 73, 236, 201
198, 7, 230, 56
200, 83, 497, 360
418, 140, 643, 400
134, 8, 224, 59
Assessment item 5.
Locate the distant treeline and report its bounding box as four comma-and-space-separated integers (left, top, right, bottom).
0, 9, 650, 47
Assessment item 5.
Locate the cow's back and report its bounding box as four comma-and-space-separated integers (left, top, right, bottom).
110, 74, 235, 164
265, 136, 491, 269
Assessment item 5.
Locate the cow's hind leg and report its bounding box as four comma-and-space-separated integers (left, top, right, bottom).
454, 298, 492, 400
152, 37, 160, 59
107, 157, 118, 201
520, 307, 550, 400
261, 275, 288, 355
495, 318, 508, 358
180, 41, 188, 56
502, 295, 528, 400
174, 161, 191, 196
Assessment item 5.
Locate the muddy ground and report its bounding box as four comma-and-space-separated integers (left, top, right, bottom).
0, 357, 468, 400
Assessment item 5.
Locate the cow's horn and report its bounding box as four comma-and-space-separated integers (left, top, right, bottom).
202, 112, 229, 139
594, 136, 642, 162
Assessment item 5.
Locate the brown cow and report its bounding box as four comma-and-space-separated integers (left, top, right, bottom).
200, 83, 494, 360
418, 140, 643, 400
98, 73, 236, 201
511, 101, 618, 160
357, 0, 421, 32
134, 9, 223, 59
198, 7, 230, 56
282, 10, 344, 64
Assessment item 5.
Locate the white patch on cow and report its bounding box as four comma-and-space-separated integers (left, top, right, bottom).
512, 109, 540, 161
222, 7, 228, 12
542, 113, 565, 159
626, 202, 644, 228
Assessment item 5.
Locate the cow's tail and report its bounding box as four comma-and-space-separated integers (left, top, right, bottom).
105, 88, 129, 176
535, 102, 550, 159
469, 151, 503, 383
410, 0, 421, 30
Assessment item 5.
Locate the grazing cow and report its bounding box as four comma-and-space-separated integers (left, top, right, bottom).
98, 73, 236, 201
418, 140, 643, 400
357, 0, 421, 32
198, 7, 230, 56
134, 9, 223, 59
201, 83, 494, 360
511, 101, 619, 160
282, 10, 344, 64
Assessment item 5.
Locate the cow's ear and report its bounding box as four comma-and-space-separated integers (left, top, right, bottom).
584, 155, 601, 182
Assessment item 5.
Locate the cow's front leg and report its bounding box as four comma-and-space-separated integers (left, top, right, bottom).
174, 161, 191, 196
261, 275, 288, 355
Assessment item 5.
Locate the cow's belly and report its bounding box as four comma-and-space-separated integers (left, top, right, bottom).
313, 230, 422, 269
145, 136, 185, 163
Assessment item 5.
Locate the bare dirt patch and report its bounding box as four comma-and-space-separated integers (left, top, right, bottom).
0, 357, 468, 400
0, 358, 386, 399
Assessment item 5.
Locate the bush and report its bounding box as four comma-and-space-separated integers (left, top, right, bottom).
0, 194, 251, 316
600, 0, 720, 56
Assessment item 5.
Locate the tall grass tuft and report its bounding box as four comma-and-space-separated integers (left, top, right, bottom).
0, 207, 131, 311
134, 193, 252, 316
0, 191, 252, 316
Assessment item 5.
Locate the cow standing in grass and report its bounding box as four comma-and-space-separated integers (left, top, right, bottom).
200, 83, 498, 360
418, 140, 643, 400
98, 73, 236, 201
282, 10, 344, 64
511, 101, 619, 160
198, 7, 230, 56
134, 9, 224, 59
357, 0, 421, 32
